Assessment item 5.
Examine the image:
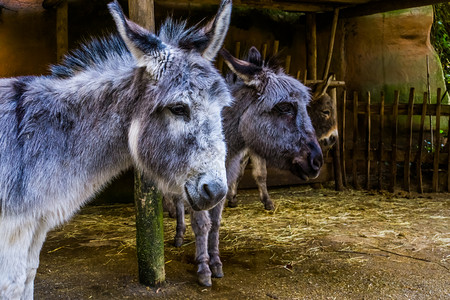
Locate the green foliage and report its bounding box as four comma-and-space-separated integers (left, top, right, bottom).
432, 4, 450, 89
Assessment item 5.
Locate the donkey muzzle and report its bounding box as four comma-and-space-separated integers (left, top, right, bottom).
290, 140, 323, 181
184, 175, 227, 211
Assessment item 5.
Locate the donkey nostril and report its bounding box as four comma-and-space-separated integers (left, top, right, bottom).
202, 183, 213, 200
312, 154, 323, 171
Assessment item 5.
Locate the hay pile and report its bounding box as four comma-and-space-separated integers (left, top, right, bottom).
48, 186, 449, 270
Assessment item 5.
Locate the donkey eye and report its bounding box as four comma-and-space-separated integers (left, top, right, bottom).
168, 104, 190, 118
322, 110, 331, 117
273, 102, 295, 115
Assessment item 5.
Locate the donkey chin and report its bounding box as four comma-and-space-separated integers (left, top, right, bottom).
184, 175, 228, 211
290, 141, 324, 181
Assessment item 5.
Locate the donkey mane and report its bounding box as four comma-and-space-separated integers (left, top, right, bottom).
51, 18, 209, 79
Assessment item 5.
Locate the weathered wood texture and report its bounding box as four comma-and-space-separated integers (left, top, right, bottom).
134, 171, 165, 287
342, 89, 450, 193
128, 0, 165, 288
154, 0, 449, 15
56, 0, 68, 62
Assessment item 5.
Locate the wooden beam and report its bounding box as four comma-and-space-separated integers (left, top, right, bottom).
305, 13, 317, 80
56, 0, 68, 62
155, 0, 334, 12
341, 0, 450, 18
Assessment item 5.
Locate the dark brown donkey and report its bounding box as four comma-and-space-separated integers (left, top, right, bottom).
227, 74, 338, 210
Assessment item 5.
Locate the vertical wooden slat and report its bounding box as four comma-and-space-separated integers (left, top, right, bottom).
322, 8, 339, 80
261, 43, 268, 61
234, 41, 241, 58
366, 91, 371, 189
296, 70, 301, 80
404, 88, 415, 192
352, 91, 360, 189
273, 40, 279, 55
285, 55, 291, 74
341, 90, 347, 186
448, 110, 450, 192
378, 92, 385, 190
217, 56, 224, 74
330, 81, 343, 191
390, 90, 399, 193
305, 13, 317, 80
433, 88, 442, 192
417, 92, 428, 193
56, 0, 68, 62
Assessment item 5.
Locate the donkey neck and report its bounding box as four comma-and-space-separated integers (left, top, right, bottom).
222, 84, 255, 159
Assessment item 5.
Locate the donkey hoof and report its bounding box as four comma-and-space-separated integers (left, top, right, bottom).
210, 265, 224, 278
264, 202, 275, 211
198, 273, 212, 286
227, 199, 238, 208
174, 237, 184, 247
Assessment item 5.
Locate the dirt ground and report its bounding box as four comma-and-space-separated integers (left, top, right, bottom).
35, 186, 449, 299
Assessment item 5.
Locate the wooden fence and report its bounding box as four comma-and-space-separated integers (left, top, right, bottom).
339, 88, 450, 193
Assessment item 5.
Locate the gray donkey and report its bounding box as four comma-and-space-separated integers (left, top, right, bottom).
227, 74, 338, 210
0, 0, 232, 299
166, 46, 324, 286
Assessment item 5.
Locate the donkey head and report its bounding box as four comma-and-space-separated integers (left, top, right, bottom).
109, 0, 233, 210
221, 46, 323, 181
308, 74, 338, 151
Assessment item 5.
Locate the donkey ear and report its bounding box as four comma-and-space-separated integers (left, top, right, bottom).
246, 46, 263, 66
220, 48, 262, 86
201, 0, 232, 61
312, 73, 334, 100
108, 1, 166, 61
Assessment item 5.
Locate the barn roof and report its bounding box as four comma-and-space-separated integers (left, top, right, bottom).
154, 0, 448, 17
2, 0, 448, 17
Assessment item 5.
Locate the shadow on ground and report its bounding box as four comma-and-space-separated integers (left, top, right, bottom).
36, 186, 449, 299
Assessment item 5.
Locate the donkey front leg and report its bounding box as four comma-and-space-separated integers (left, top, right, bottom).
0, 216, 37, 300
190, 210, 212, 286
22, 218, 51, 300
227, 150, 249, 208
173, 196, 186, 248
250, 152, 274, 210
208, 199, 225, 278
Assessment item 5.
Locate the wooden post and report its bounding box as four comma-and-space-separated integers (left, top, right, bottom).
322, 8, 339, 80
234, 41, 241, 58
448, 110, 450, 192
129, 0, 155, 31
390, 91, 399, 193
305, 13, 317, 80
273, 40, 279, 56
285, 55, 291, 74
432, 88, 442, 192
341, 90, 347, 186
261, 43, 268, 61
417, 92, 428, 193
378, 92, 385, 190
134, 171, 165, 287
128, 0, 165, 287
56, 0, 68, 62
330, 81, 343, 191
404, 88, 415, 192
352, 91, 359, 189
365, 91, 371, 190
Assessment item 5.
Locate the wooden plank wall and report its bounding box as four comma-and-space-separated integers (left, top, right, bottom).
341, 88, 450, 193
